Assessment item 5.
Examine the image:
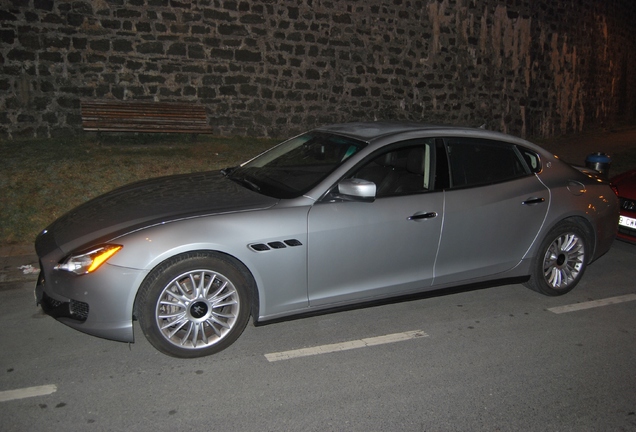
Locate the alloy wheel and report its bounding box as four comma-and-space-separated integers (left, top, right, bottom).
542, 233, 585, 289
154, 269, 240, 350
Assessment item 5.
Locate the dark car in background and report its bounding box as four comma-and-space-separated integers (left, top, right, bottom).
611, 169, 636, 244
34, 122, 619, 358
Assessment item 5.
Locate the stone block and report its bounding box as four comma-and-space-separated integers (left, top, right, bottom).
234, 50, 262, 62
34, 0, 54, 11
136, 22, 152, 32
159, 87, 182, 96
219, 85, 237, 96
218, 24, 248, 36
0, 30, 16, 44
67, 13, 85, 27
138, 74, 166, 84
86, 54, 107, 63
192, 25, 208, 34
39, 52, 64, 62
8, 49, 36, 61
160, 64, 180, 74
162, 11, 177, 21
66, 113, 83, 125
89, 39, 110, 51
0, 11, 17, 21
115, 9, 142, 19
67, 51, 82, 63
72, 1, 93, 14
210, 48, 233, 60
113, 39, 133, 53
18, 33, 41, 50
239, 84, 258, 96
101, 19, 122, 30
42, 112, 58, 123
188, 44, 205, 59
56, 97, 80, 109
240, 14, 265, 24
171, 24, 190, 34
167, 42, 187, 56
137, 41, 164, 54
197, 87, 217, 99
203, 9, 235, 22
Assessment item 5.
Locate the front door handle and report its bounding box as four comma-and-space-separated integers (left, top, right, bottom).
522, 197, 545, 205
408, 212, 438, 220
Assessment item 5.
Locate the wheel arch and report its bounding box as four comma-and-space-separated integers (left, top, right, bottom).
550, 215, 596, 259
524, 213, 596, 266
132, 249, 260, 324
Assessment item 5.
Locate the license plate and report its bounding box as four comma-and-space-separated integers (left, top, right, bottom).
619, 215, 636, 229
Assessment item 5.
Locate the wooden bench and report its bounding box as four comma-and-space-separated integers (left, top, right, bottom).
81, 100, 214, 134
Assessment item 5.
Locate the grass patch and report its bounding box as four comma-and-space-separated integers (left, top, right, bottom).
0, 134, 278, 245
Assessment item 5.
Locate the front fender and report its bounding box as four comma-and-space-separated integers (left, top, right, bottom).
110, 206, 312, 320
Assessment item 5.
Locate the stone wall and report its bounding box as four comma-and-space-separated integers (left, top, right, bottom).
1, 0, 635, 139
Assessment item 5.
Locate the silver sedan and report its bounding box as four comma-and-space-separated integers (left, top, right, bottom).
35, 122, 619, 358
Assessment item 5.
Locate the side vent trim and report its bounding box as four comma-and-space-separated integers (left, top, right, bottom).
268, 241, 286, 249
249, 239, 303, 252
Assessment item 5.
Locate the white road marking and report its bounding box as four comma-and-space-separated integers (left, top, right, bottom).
548, 294, 636, 314
265, 330, 429, 362
0, 384, 57, 403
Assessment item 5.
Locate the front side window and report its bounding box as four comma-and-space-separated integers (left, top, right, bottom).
444, 138, 530, 188
349, 140, 434, 198
228, 132, 366, 198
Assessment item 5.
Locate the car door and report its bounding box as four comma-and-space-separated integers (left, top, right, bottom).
432, 137, 549, 285
306, 141, 444, 306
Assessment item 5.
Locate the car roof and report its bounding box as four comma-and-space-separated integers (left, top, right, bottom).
315, 121, 438, 140
314, 121, 537, 149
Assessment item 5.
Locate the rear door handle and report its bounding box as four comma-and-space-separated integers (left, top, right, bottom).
408, 212, 438, 220
522, 197, 545, 205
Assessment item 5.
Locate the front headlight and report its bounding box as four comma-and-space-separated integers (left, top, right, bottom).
55, 245, 123, 275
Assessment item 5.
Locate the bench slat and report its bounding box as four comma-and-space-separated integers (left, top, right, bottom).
81, 101, 214, 134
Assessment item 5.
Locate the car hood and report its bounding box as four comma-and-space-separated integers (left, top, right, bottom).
38, 171, 278, 255
611, 169, 636, 199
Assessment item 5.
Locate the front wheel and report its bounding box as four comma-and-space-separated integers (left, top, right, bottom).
524, 221, 589, 296
137, 253, 251, 358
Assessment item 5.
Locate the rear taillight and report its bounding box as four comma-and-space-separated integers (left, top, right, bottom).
610, 183, 619, 196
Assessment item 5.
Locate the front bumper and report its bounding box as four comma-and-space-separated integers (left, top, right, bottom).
35, 276, 89, 322
616, 197, 636, 244
617, 219, 636, 244
34, 261, 147, 343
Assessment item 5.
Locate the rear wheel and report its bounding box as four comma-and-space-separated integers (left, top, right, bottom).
137, 253, 250, 358
524, 221, 589, 296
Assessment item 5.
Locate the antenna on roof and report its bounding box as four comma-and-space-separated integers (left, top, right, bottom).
479, 123, 487, 129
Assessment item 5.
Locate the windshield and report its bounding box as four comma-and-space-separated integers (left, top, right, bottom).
228, 132, 367, 198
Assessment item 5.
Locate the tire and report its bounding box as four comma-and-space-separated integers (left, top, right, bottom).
137, 252, 251, 358
524, 221, 589, 296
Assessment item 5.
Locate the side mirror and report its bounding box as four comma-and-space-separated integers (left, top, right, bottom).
337, 178, 376, 202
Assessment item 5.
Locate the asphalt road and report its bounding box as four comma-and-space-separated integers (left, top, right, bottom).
1, 241, 635, 432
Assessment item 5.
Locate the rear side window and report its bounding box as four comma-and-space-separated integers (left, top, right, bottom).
444, 138, 530, 188
517, 147, 542, 173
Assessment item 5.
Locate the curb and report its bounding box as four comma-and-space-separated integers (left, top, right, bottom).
0, 244, 35, 258
0, 245, 39, 284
